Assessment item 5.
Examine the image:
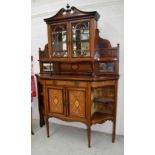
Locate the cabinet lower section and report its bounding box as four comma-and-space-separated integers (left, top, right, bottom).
35, 76, 118, 147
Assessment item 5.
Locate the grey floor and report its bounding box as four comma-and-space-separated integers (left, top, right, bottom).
32, 120, 124, 155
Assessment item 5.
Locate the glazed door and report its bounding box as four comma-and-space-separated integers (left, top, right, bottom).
47, 86, 66, 116
71, 20, 91, 58
67, 88, 86, 119
48, 22, 69, 59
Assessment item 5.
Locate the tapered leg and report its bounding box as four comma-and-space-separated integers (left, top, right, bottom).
45, 117, 49, 137
112, 120, 116, 143
31, 107, 34, 135
87, 125, 91, 148
112, 81, 118, 143
39, 104, 45, 127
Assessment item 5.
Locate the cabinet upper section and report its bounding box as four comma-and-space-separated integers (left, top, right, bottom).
44, 5, 102, 60
38, 5, 119, 77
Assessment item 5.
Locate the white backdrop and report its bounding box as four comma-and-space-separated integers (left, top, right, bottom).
31, 0, 124, 135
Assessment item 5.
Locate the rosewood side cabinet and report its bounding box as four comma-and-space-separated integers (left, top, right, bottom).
35, 5, 119, 148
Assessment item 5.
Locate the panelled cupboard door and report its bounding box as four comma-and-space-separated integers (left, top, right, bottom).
47, 86, 65, 115
67, 88, 86, 118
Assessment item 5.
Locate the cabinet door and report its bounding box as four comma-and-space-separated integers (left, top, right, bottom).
71, 20, 90, 58
67, 88, 86, 118
49, 23, 68, 58
47, 86, 65, 115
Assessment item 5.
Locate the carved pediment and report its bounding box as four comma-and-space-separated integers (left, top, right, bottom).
44, 4, 100, 23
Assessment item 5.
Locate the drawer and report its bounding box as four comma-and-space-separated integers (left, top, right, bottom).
45, 80, 88, 87
56, 62, 92, 75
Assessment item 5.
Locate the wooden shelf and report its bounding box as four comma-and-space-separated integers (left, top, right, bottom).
38, 59, 50, 62
74, 28, 89, 31
95, 57, 118, 61
94, 97, 114, 103
73, 39, 89, 42
52, 31, 66, 33
91, 112, 113, 125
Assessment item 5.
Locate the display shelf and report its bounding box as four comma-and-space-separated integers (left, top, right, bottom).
52, 31, 67, 33
94, 57, 118, 61
91, 112, 113, 125
73, 39, 89, 42
94, 97, 114, 103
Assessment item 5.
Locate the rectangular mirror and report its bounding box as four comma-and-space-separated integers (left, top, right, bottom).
43, 63, 53, 72
99, 62, 115, 72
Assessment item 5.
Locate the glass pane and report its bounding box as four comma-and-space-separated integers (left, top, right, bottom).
51, 24, 68, 57
99, 62, 114, 72
43, 63, 53, 72
72, 22, 90, 57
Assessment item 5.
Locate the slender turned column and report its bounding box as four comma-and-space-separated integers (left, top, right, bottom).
87, 125, 91, 148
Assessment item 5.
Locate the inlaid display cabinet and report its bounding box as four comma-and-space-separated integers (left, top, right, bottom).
35, 4, 119, 148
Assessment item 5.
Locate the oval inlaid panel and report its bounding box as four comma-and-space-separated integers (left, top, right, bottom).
71, 64, 79, 70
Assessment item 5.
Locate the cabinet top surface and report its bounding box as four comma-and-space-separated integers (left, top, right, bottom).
36, 74, 119, 82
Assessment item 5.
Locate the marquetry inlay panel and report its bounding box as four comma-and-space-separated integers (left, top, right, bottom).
48, 88, 64, 114
68, 89, 86, 118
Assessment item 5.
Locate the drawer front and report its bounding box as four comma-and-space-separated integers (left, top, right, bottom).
47, 86, 65, 115
58, 62, 92, 75
67, 88, 86, 118
46, 80, 88, 87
